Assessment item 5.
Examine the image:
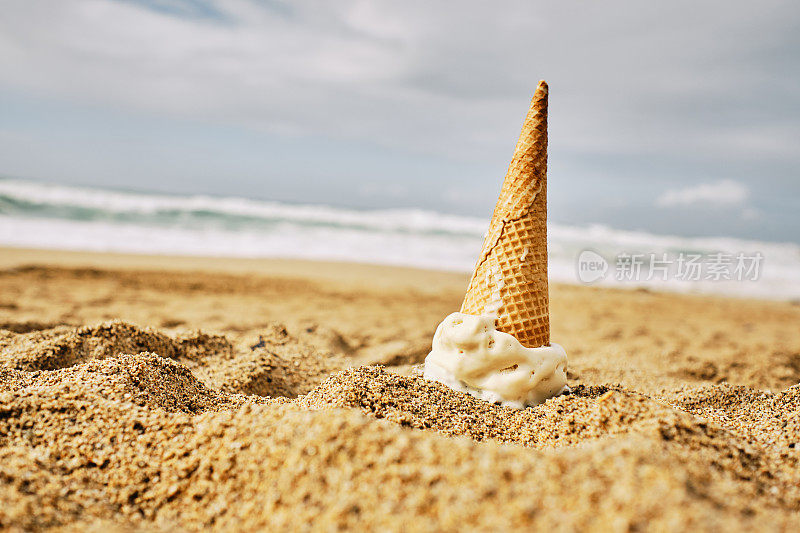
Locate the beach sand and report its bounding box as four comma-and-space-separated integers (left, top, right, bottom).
1, 246, 799, 531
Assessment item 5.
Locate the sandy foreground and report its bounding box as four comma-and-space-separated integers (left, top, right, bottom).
1, 247, 800, 531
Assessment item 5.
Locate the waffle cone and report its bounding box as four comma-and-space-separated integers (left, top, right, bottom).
460, 80, 549, 348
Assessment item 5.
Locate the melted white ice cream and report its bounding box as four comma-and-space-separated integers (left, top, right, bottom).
424, 312, 569, 409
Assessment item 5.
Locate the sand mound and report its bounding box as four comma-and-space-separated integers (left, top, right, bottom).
669, 383, 800, 449
0, 320, 343, 401
101, 407, 800, 531
302, 367, 680, 445
1, 375, 798, 531
300, 367, 800, 506
1, 328, 799, 531
196, 324, 346, 398
0, 321, 231, 371
0, 352, 252, 413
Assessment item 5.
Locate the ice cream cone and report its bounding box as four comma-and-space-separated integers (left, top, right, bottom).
460, 80, 550, 348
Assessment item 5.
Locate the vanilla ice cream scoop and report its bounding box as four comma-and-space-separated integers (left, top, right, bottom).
424, 313, 568, 409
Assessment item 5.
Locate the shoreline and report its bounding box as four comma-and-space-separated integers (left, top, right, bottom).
1, 245, 792, 306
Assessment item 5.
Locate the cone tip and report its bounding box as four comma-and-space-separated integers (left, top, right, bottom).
535, 80, 548, 98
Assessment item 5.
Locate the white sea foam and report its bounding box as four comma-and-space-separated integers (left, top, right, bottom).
0, 215, 481, 272
1, 179, 799, 300
0, 179, 485, 234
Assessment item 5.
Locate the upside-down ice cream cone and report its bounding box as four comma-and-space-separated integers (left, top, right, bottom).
424, 81, 567, 408
460, 80, 550, 348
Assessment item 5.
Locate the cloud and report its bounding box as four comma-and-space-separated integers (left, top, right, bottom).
656, 180, 749, 208
0, 0, 798, 164
741, 207, 761, 221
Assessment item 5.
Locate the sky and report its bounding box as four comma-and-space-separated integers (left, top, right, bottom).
0, 0, 798, 242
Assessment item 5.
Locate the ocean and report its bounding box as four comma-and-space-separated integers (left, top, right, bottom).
1, 178, 798, 300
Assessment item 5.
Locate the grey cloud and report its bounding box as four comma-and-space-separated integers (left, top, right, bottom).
2, 1, 797, 161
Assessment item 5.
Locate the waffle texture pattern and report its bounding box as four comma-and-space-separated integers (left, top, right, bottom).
461, 80, 550, 348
